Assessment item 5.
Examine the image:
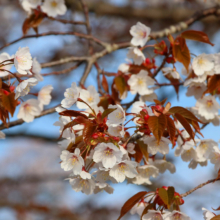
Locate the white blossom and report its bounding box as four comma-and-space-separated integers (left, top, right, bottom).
140, 92, 157, 103
149, 159, 176, 174
127, 47, 145, 65
162, 67, 180, 79
0, 52, 13, 77
38, 85, 53, 108
107, 104, 125, 125
142, 210, 163, 220
192, 53, 214, 76
61, 82, 80, 108
118, 63, 130, 74
68, 172, 95, 195
94, 182, 114, 194
21, 0, 41, 13
128, 70, 155, 95
17, 99, 41, 122
196, 96, 220, 120
130, 200, 148, 216
0, 131, 5, 139
202, 208, 215, 220
41, 0, 67, 17
32, 57, 43, 81
143, 136, 171, 155
93, 143, 123, 169
108, 124, 125, 137
164, 211, 191, 220
76, 85, 100, 109
127, 143, 136, 154
109, 160, 138, 182
60, 149, 84, 174
186, 82, 207, 99
130, 22, 151, 47
15, 78, 38, 99
209, 146, 220, 171
14, 47, 32, 75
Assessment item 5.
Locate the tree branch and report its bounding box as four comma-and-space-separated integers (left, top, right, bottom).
0, 106, 59, 130
181, 177, 220, 198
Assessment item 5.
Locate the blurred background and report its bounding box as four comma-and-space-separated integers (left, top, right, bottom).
0, 0, 220, 219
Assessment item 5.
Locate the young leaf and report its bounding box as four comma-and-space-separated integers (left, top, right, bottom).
169, 106, 203, 123
174, 113, 194, 140
148, 114, 167, 144
167, 187, 175, 205
137, 140, 148, 161
59, 110, 88, 119
141, 203, 154, 218
181, 30, 214, 46
117, 191, 148, 220
158, 188, 169, 205
213, 206, 220, 211
173, 37, 190, 71
102, 75, 109, 93
83, 122, 97, 144
166, 116, 176, 146
203, 75, 220, 95
211, 216, 220, 220
2, 93, 17, 117
115, 76, 126, 98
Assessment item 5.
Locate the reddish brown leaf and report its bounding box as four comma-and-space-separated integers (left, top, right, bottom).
148, 114, 167, 143
2, 93, 17, 117
137, 140, 148, 161
115, 76, 126, 98
153, 98, 167, 106
117, 191, 148, 220
83, 122, 97, 144
174, 113, 194, 140
173, 37, 190, 71
204, 75, 220, 95
159, 187, 169, 205
211, 216, 220, 220
141, 203, 154, 218
59, 120, 79, 139
167, 187, 175, 205
59, 110, 88, 119
213, 206, 220, 211
111, 82, 120, 103
169, 106, 202, 123
181, 30, 214, 46
166, 116, 176, 146
102, 75, 109, 93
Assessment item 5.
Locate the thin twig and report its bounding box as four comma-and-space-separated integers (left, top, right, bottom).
47, 16, 86, 25
181, 177, 220, 198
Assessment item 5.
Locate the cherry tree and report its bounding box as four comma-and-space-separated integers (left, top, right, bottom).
1, 0, 220, 219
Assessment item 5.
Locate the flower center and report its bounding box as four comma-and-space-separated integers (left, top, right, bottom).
24, 103, 31, 112
138, 30, 146, 38
197, 57, 205, 65
206, 100, 213, 107
104, 147, 113, 156
87, 96, 94, 103
51, 1, 58, 7
71, 156, 78, 165
118, 163, 126, 173
137, 78, 145, 86
16, 56, 27, 64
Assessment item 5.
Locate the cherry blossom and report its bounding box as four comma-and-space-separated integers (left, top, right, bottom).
17, 99, 41, 122
15, 78, 38, 99
162, 67, 180, 79
21, 0, 41, 13
61, 82, 80, 108
32, 57, 43, 81
192, 53, 214, 76
209, 146, 220, 171
68, 171, 95, 195
143, 136, 171, 155
14, 47, 32, 75
164, 211, 191, 220
0, 52, 13, 77
128, 70, 155, 95
41, 0, 67, 17
60, 149, 84, 174
93, 143, 123, 169
202, 208, 215, 220
196, 95, 220, 120
76, 85, 100, 110
38, 85, 53, 108
142, 210, 163, 220
107, 104, 125, 125
130, 199, 149, 216
109, 160, 138, 182
126, 143, 136, 154
130, 22, 151, 47
186, 82, 207, 99
94, 182, 114, 194
149, 159, 176, 174
108, 124, 125, 137
127, 47, 145, 65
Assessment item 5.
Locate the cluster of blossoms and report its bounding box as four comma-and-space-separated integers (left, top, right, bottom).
52, 21, 220, 220
0, 47, 53, 138
20, 0, 67, 17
